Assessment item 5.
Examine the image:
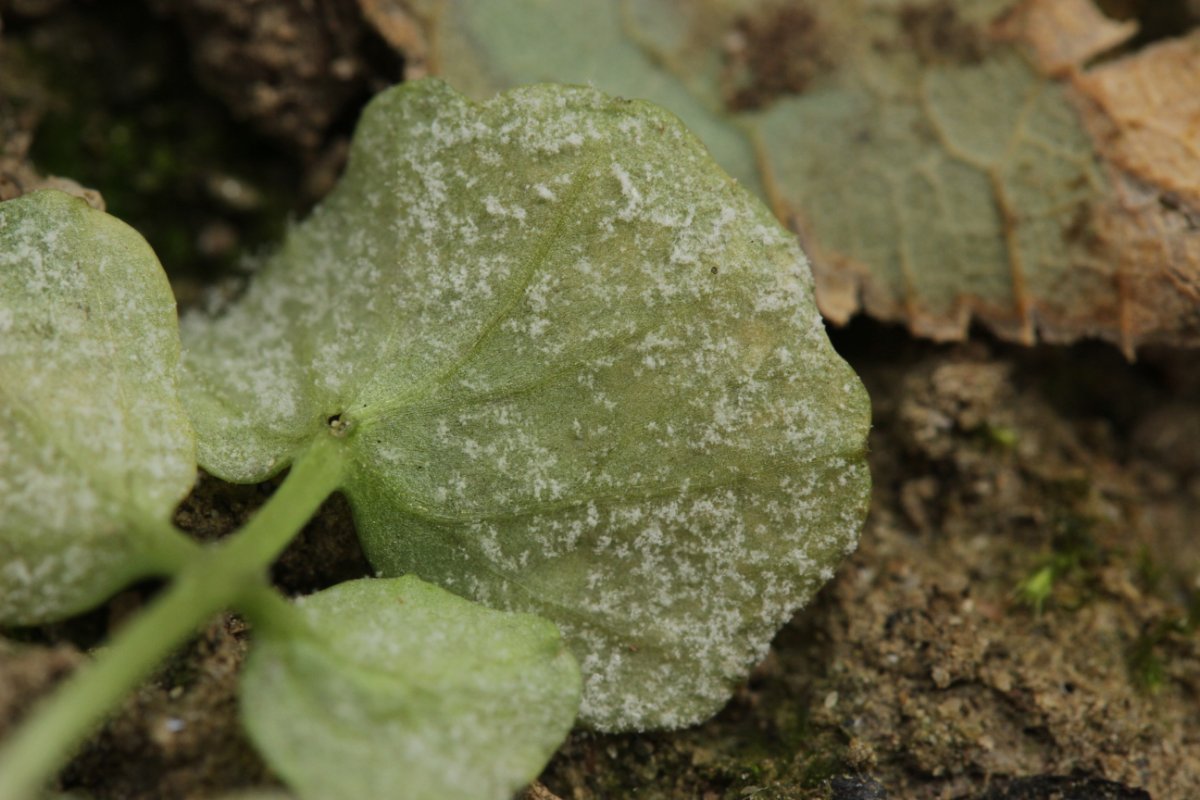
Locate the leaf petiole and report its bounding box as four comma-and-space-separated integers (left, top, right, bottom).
203, 432, 349, 589
0, 434, 347, 800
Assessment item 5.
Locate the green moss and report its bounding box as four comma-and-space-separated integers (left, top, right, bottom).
1013, 515, 1102, 614
980, 422, 1018, 450
1127, 593, 1200, 694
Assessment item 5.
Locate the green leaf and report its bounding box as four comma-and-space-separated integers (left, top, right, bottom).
182, 79, 870, 729
0, 191, 196, 625
240, 576, 579, 800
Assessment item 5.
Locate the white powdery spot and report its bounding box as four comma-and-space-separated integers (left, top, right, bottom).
483, 195, 528, 223
610, 162, 643, 221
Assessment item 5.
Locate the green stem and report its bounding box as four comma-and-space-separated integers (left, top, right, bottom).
210, 433, 349, 580
0, 435, 347, 800
137, 519, 207, 573
238, 583, 313, 640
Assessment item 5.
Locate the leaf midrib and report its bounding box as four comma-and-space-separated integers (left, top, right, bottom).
351, 159, 598, 427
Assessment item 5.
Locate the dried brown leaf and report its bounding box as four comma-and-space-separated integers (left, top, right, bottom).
366, 0, 1200, 355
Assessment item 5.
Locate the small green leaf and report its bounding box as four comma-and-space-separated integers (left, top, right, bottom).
182, 80, 870, 729
240, 576, 579, 800
0, 191, 196, 625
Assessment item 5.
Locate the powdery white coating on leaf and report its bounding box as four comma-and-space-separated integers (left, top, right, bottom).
240, 576, 580, 800
181, 80, 870, 729
0, 191, 196, 624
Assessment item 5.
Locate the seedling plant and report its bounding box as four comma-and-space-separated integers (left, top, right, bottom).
0, 80, 870, 799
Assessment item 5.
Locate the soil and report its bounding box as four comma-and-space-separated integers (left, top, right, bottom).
1, 2, 1197, 798
533, 330, 1200, 800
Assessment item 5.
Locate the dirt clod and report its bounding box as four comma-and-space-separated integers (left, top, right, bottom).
831, 774, 889, 799
150, 0, 403, 152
